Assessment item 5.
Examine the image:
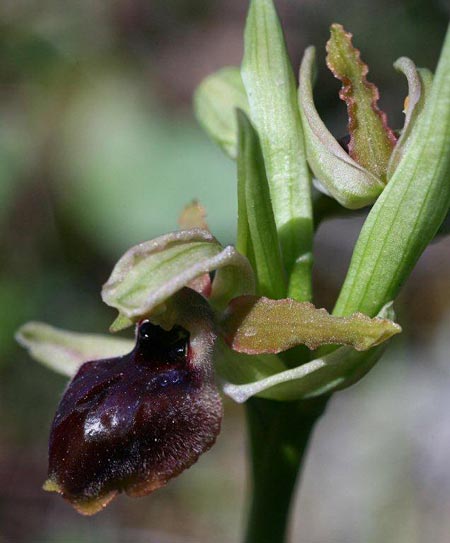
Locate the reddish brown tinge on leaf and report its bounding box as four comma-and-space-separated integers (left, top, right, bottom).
326, 24, 397, 181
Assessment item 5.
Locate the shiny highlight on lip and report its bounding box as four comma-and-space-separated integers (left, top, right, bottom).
45, 319, 222, 514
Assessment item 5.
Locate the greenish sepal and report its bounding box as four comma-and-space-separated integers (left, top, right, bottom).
101, 229, 255, 329
387, 58, 434, 178
298, 46, 384, 209
334, 27, 450, 318
241, 0, 313, 284
224, 344, 385, 403
194, 67, 249, 159
236, 110, 286, 299
15, 322, 134, 377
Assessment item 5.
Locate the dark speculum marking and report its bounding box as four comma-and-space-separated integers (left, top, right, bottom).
47, 320, 222, 514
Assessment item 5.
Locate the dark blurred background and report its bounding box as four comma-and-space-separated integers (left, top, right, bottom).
1, 1, 449, 542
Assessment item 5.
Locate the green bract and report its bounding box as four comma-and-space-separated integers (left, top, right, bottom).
236, 111, 286, 300
241, 0, 313, 300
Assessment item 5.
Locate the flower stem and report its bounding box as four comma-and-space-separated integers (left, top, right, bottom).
244, 397, 327, 543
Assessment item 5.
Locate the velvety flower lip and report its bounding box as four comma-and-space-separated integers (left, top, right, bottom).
45, 313, 222, 515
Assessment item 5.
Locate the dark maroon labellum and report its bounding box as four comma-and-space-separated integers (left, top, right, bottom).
46, 319, 222, 514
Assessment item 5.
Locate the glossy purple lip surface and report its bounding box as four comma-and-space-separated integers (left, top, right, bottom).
47, 320, 222, 514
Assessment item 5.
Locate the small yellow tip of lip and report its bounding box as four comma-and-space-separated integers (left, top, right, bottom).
43, 478, 118, 516
43, 479, 61, 493
71, 491, 118, 516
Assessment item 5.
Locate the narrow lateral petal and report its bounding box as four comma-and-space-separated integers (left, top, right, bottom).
326, 24, 396, 181
222, 295, 401, 353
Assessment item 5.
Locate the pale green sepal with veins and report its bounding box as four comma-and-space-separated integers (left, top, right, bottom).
214, 338, 286, 387
102, 228, 255, 330
16, 322, 134, 377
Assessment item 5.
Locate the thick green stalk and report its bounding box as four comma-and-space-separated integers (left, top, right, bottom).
244, 398, 326, 543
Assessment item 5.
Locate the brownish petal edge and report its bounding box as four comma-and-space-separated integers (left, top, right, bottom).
326, 24, 397, 164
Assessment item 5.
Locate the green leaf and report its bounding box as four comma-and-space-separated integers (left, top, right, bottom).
222, 302, 395, 403
241, 0, 313, 299
194, 67, 249, 159
221, 295, 401, 354
236, 110, 286, 299
334, 27, 450, 318
387, 59, 433, 178
102, 229, 255, 328
326, 24, 396, 181
15, 322, 134, 377
298, 46, 385, 209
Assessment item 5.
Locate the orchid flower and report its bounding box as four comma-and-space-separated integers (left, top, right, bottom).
16, 215, 400, 514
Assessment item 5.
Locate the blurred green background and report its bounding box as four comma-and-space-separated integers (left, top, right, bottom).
1, 1, 449, 542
